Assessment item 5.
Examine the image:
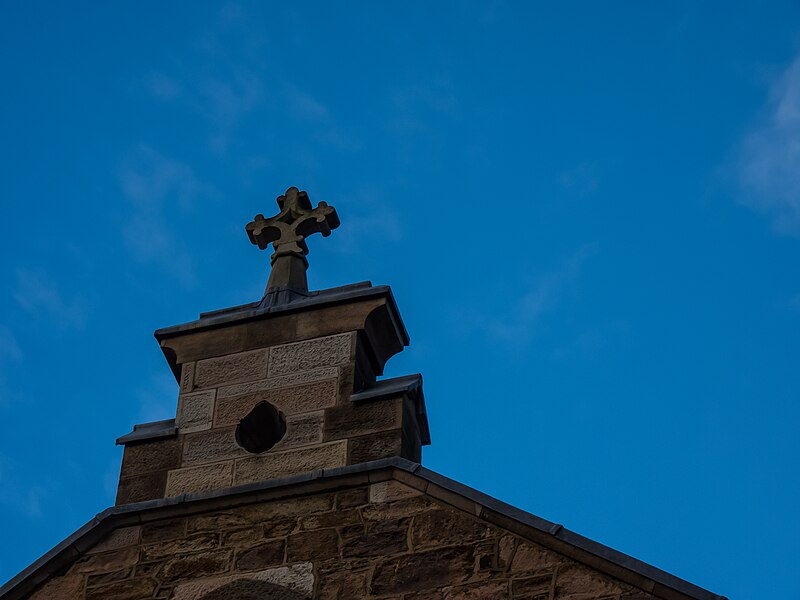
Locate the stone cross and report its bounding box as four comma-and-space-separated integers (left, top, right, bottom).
246, 186, 340, 301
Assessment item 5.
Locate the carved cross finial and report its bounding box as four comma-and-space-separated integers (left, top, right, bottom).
246, 187, 340, 301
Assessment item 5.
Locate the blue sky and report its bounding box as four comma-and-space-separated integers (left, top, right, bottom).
1, 2, 799, 598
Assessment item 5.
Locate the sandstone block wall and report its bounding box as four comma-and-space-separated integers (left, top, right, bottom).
117, 332, 419, 504
30, 483, 658, 600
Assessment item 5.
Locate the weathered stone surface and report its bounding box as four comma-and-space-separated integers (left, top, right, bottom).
554, 563, 631, 599
141, 532, 219, 560
171, 563, 314, 600
263, 518, 300, 539
84, 578, 157, 600
215, 379, 337, 426
142, 518, 186, 543
29, 574, 84, 600
195, 349, 268, 389
165, 461, 233, 496
239, 495, 334, 521
406, 592, 445, 600
336, 487, 368, 508
233, 441, 347, 484
120, 437, 181, 476
317, 568, 368, 599
324, 398, 402, 439
182, 427, 246, 466
361, 495, 433, 521
268, 333, 352, 377
188, 511, 253, 533
511, 540, 567, 572
498, 534, 516, 570
85, 568, 132, 587
348, 429, 402, 463
24, 480, 661, 600
177, 389, 216, 433
222, 527, 263, 547
370, 480, 423, 503
286, 529, 338, 561
511, 572, 554, 598
86, 526, 141, 554
370, 546, 474, 594
116, 471, 168, 504
411, 508, 492, 549
217, 367, 338, 399
235, 539, 286, 570
445, 579, 510, 599
162, 549, 233, 582
298, 508, 359, 531
272, 411, 324, 451
341, 520, 408, 558
180, 361, 196, 393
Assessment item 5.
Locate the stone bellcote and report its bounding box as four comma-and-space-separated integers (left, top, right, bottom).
114, 188, 429, 505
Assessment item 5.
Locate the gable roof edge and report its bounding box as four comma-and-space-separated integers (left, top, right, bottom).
0, 458, 726, 600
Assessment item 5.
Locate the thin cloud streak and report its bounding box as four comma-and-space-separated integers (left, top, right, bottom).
332, 188, 404, 255
0, 326, 22, 362
12, 269, 87, 330
457, 245, 595, 344
0, 456, 45, 518
738, 55, 800, 234
118, 146, 213, 287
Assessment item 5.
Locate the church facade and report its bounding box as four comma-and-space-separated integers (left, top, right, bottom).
0, 188, 725, 600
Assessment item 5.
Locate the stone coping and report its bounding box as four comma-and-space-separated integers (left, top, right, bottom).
0, 458, 726, 600
115, 418, 177, 445
154, 282, 408, 344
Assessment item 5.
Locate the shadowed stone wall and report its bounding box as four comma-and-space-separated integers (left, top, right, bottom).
30, 482, 657, 600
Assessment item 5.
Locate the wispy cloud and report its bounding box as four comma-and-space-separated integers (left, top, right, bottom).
332, 188, 404, 255
457, 245, 595, 344
141, 5, 358, 158
387, 77, 457, 134
136, 370, 178, 423
118, 146, 213, 286
285, 83, 329, 121
141, 5, 269, 154
788, 293, 800, 312
558, 162, 599, 196
13, 269, 87, 329
0, 456, 45, 518
738, 55, 800, 234
0, 326, 22, 362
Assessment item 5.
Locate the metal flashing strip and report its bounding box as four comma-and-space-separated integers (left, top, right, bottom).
350, 373, 422, 403
115, 419, 177, 445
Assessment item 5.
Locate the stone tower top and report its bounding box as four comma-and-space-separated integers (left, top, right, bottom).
113, 187, 429, 505
247, 186, 340, 307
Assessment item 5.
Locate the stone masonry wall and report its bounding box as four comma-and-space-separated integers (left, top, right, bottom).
33, 482, 658, 600
117, 333, 415, 504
